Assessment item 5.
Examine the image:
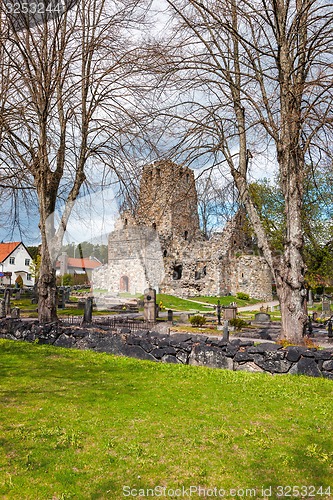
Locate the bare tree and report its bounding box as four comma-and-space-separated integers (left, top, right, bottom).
196, 170, 238, 238
0, 0, 151, 322
148, 0, 333, 343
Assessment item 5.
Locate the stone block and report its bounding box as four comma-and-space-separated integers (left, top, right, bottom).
285, 346, 302, 362
189, 344, 233, 370
123, 345, 158, 362
233, 351, 254, 363
234, 362, 265, 373
322, 359, 333, 371
150, 346, 176, 359
289, 358, 322, 377
54, 334, 76, 348
253, 353, 292, 373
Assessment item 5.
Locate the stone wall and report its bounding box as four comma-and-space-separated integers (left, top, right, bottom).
1, 319, 332, 379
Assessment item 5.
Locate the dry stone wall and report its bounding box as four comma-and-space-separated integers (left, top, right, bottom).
1, 319, 332, 379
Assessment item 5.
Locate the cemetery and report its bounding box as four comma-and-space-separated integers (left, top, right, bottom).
1, 284, 333, 379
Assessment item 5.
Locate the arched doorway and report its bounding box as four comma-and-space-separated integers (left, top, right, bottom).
120, 275, 129, 292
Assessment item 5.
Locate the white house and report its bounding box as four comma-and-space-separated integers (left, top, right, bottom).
56, 253, 102, 280
0, 242, 35, 287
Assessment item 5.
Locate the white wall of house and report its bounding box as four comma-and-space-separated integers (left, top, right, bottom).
0, 244, 34, 287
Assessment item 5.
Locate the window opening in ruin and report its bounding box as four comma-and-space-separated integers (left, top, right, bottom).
186, 173, 189, 183
184, 230, 188, 240
120, 275, 129, 292
163, 249, 167, 257
195, 271, 201, 280
124, 218, 128, 226
203, 266, 207, 276
173, 264, 183, 280
152, 223, 156, 230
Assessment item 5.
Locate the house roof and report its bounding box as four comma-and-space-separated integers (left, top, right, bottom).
56, 257, 102, 270
0, 242, 21, 263
68, 257, 101, 270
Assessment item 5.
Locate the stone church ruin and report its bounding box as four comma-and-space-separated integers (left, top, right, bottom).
92, 161, 273, 301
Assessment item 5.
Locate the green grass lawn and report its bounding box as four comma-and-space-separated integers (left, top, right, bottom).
156, 294, 214, 312
1, 340, 333, 499
189, 296, 260, 307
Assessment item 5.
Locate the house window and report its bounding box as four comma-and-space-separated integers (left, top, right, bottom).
27, 274, 32, 281
9, 257, 15, 265
184, 230, 188, 240
25, 259, 30, 266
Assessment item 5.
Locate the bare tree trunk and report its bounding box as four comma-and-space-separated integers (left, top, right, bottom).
38, 239, 58, 324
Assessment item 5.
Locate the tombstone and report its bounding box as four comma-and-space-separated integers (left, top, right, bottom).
223, 320, 229, 342
223, 307, 237, 320
4, 288, 11, 315
322, 300, 330, 315
83, 297, 93, 323
167, 309, 173, 323
58, 289, 66, 309
15, 290, 21, 300
216, 300, 222, 325
328, 318, 333, 338
11, 307, 20, 319
179, 313, 189, 324
0, 299, 5, 318
308, 289, 313, 307
254, 312, 271, 323
143, 288, 156, 322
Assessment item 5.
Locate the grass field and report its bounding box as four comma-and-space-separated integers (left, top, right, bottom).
188, 296, 260, 307
1, 339, 333, 499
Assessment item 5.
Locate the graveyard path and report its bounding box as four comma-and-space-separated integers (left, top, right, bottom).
237, 300, 279, 312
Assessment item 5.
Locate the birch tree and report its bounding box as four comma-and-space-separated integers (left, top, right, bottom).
0, 0, 150, 322
152, 0, 333, 343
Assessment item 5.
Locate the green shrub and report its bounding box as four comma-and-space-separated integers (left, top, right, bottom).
229, 318, 248, 329
189, 315, 206, 327
236, 292, 250, 301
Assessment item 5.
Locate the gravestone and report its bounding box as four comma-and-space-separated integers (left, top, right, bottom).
0, 299, 5, 318
83, 297, 93, 323
216, 300, 222, 325
254, 312, 271, 323
167, 309, 173, 323
179, 313, 189, 324
58, 289, 66, 309
322, 300, 331, 315
4, 289, 11, 315
308, 289, 313, 307
223, 320, 229, 342
223, 307, 237, 320
144, 288, 156, 322
11, 307, 20, 319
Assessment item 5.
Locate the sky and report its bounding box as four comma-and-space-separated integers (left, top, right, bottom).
0, 0, 279, 249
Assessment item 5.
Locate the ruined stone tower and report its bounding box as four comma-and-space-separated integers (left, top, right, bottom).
135, 160, 201, 244
93, 160, 273, 300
